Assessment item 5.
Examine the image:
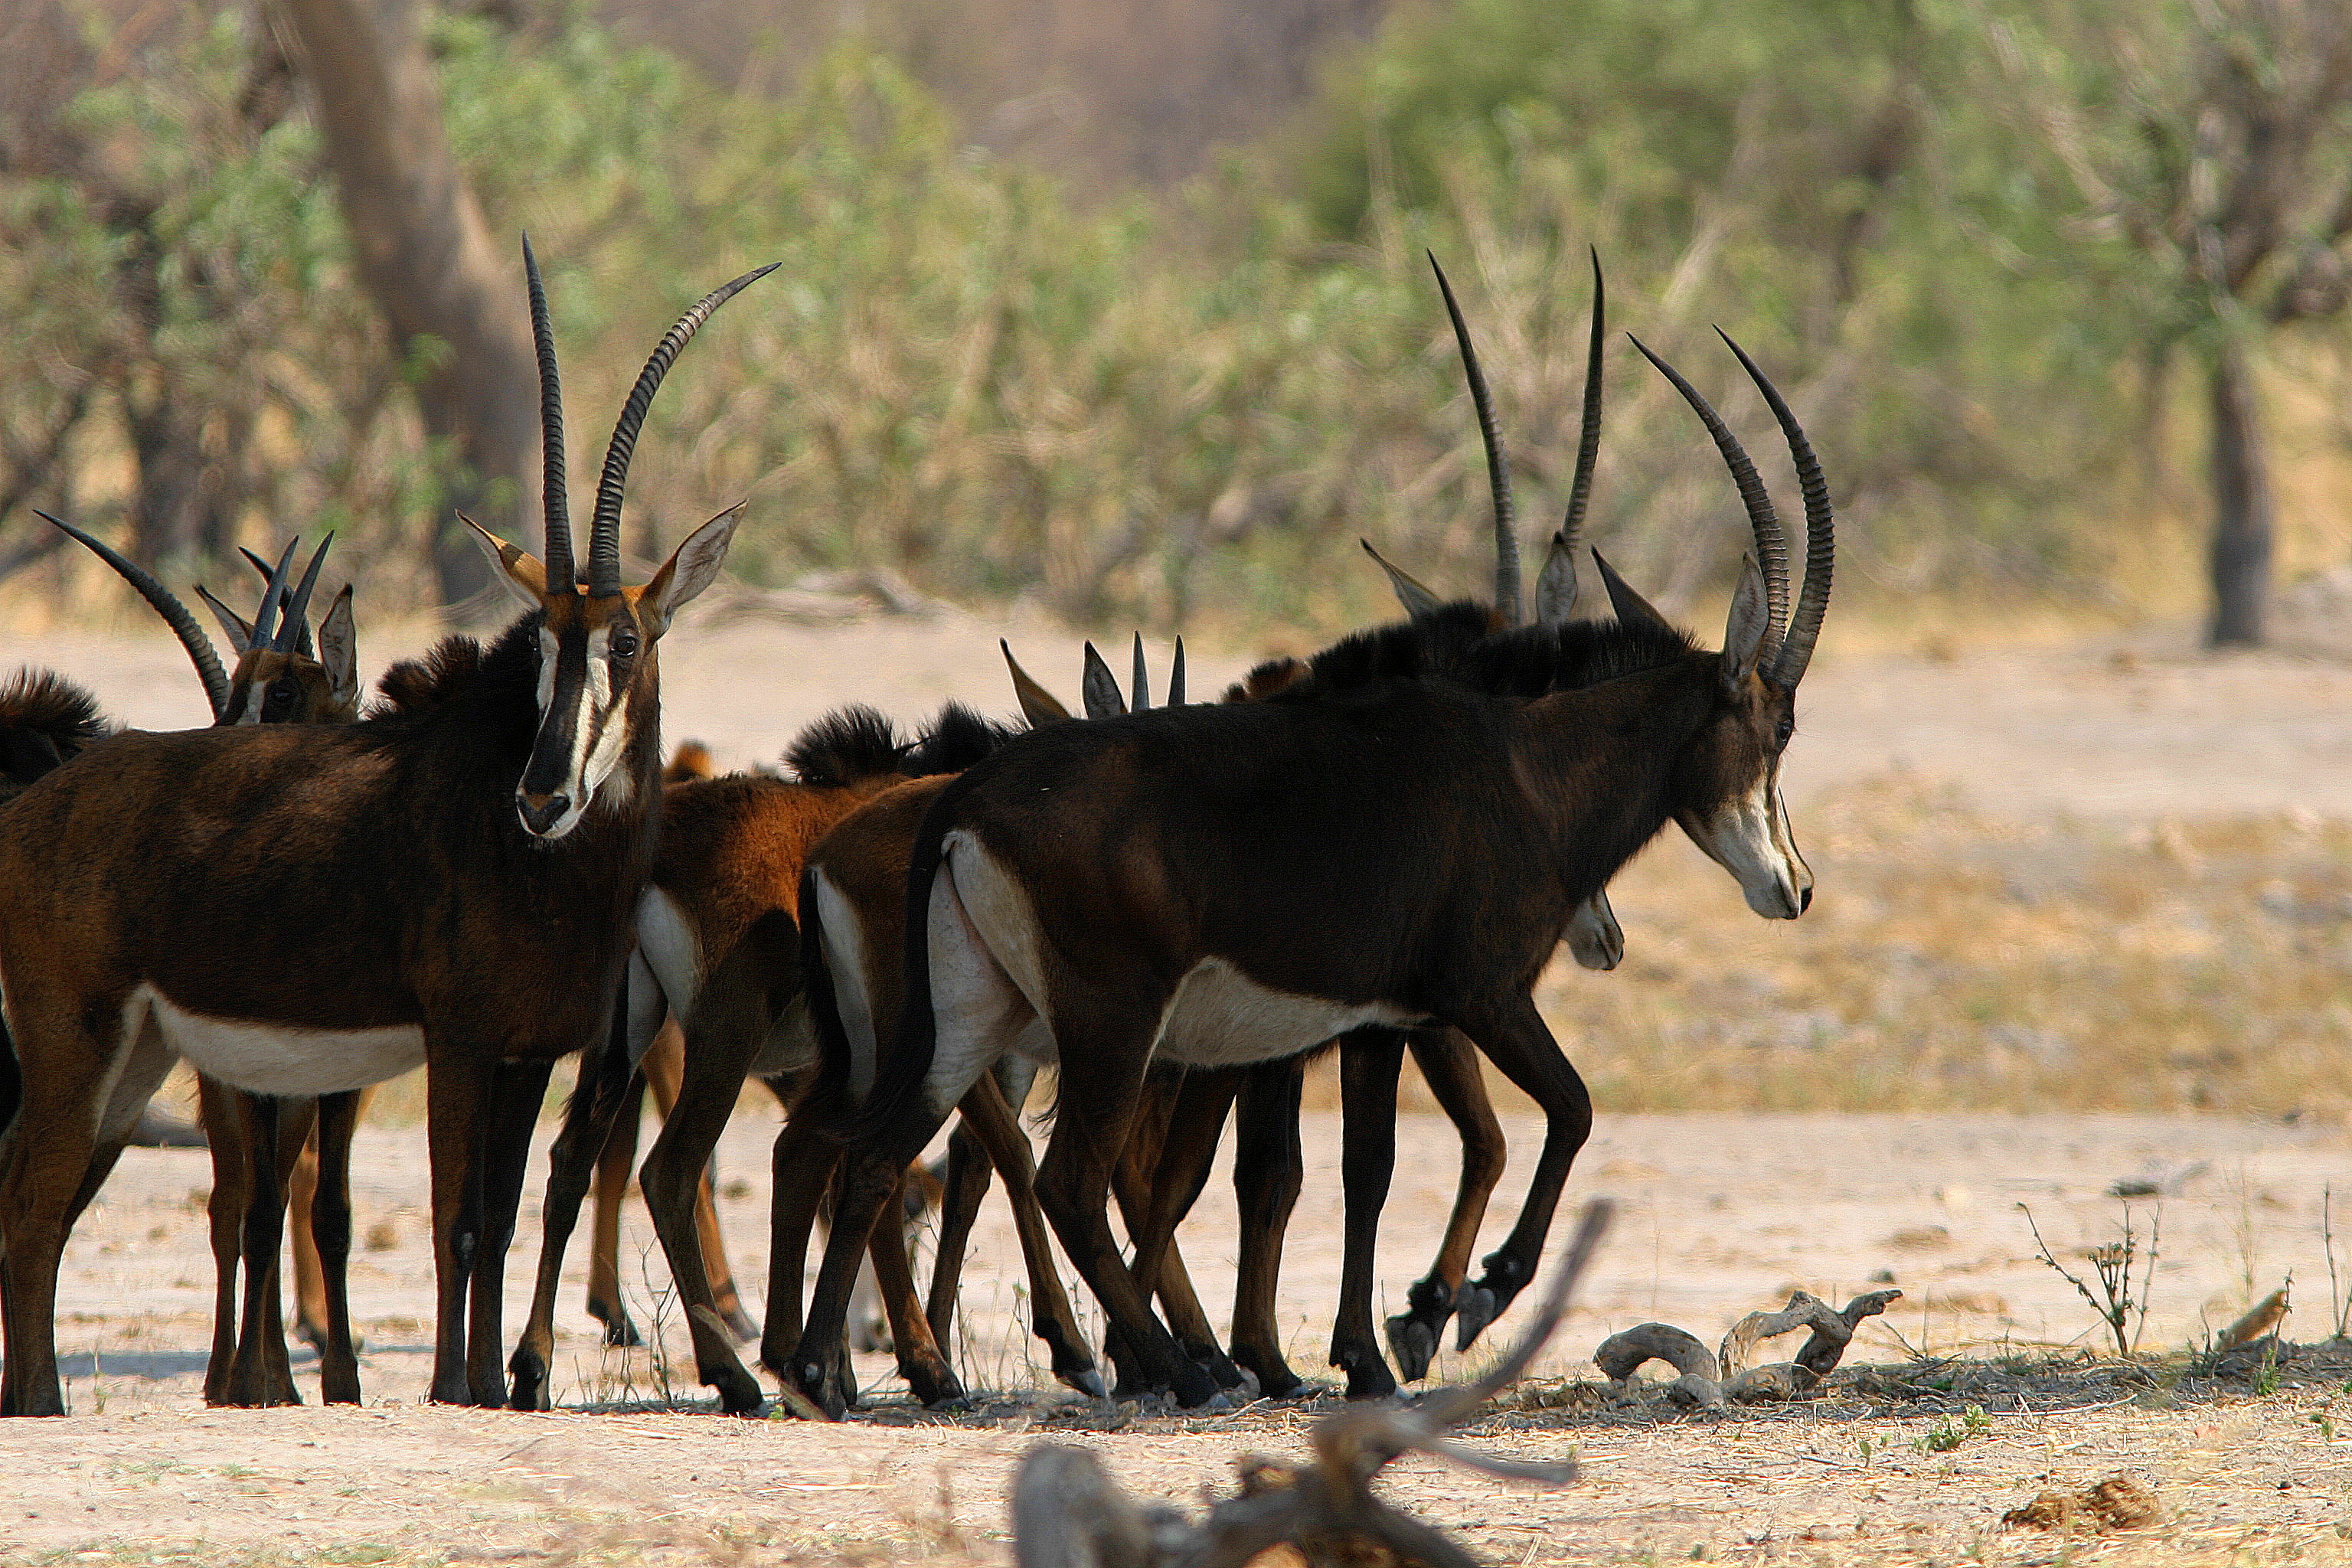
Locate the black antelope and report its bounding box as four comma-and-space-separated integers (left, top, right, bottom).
0, 241, 765, 1415
923, 256, 1626, 1401
786, 326, 1832, 1414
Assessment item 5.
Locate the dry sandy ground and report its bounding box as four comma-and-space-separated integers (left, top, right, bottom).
3, 612, 2352, 1564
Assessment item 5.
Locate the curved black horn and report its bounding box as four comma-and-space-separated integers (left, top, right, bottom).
1130, 632, 1150, 712
586, 261, 779, 596
240, 543, 319, 658
1560, 248, 1606, 557
273, 533, 333, 654
1167, 635, 1185, 707
522, 236, 575, 594
1627, 334, 1790, 646
247, 535, 301, 654
41, 512, 230, 720
1717, 330, 1832, 689
1429, 253, 1520, 626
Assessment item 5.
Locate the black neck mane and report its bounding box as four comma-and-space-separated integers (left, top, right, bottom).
1279, 599, 1700, 704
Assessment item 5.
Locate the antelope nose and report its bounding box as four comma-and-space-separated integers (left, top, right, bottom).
1797, 883, 1814, 915
518, 792, 570, 836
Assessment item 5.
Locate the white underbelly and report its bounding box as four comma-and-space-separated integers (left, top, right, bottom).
141, 985, 426, 1096
1152, 957, 1420, 1069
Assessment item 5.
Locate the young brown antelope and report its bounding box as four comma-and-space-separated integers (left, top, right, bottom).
0, 240, 765, 1415
786, 327, 1831, 1414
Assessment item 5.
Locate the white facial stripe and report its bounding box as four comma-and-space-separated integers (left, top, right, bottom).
1563, 891, 1623, 972
537, 628, 560, 713
1684, 769, 1811, 919
531, 621, 639, 840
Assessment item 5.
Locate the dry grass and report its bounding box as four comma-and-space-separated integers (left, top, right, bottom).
1311, 776, 2352, 1123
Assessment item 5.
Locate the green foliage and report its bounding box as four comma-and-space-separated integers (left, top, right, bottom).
4, 0, 2300, 627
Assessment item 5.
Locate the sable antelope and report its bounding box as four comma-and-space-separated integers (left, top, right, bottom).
48, 522, 373, 1407
786, 322, 1832, 1415
508, 701, 1109, 1415
3, 521, 367, 1400
922, 259, 1625, 1401
0, 241, 764, 1415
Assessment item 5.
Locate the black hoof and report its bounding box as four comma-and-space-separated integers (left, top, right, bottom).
593, 1308, 643, 1349
1386, 1313, 1439, 1382
793, 1357, 851, 1421
1235, 1351, 1304, 1401
905, 1358, 967, 1408
1171, 1357, 1222, 1410
712, 1363, 766, 1416
506, 1351, 553, 1411
1452, 1285, 1498, 1352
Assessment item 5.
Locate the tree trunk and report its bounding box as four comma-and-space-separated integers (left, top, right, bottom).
276, 0, 537, 612
2205, 338, 2272, 648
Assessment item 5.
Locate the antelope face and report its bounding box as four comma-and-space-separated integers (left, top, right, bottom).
221, 590, 359, 726
1563, 890, 1623, 971
1672, 567, 1812, 920
475, 507, 741, 842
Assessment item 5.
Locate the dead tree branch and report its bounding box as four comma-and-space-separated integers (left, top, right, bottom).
1011, 1199, 1612, 1568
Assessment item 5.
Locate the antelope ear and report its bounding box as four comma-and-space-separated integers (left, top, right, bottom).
318, 584, 360, 717
194, 585, 256, 655
1360, 540, 1442, 619
1722, 555, 1770, 688
1001, 639, 1071, 727
1534, 529, 1578, 626
1080, 642, 1125, 719
462, 514, 548, 607
639, 504, 744, 636
1592, 549, 1673, 633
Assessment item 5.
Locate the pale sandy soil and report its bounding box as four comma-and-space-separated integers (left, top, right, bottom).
3, 612, 2351, 1564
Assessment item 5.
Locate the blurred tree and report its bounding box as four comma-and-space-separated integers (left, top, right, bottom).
1996, 0, 2352, 646
278, 0, 537, 606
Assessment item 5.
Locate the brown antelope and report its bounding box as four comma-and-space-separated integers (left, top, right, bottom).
784, 323, 1833, 1415
33, 520, 368, 1406
0, 240, 764, 1415
508, 701, 1110, 1415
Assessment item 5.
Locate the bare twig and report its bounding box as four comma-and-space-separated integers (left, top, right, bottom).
1011, 1199, 1614, 1568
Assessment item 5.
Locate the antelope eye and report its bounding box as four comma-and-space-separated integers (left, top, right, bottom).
1775, 714, 1795, 747
609, 629, 639, 662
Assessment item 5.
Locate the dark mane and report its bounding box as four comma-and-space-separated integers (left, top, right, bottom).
1276, 599, 1697, 706
0, 668, 111, 796
905, 701, 1021, 776
787, 705, 910, 787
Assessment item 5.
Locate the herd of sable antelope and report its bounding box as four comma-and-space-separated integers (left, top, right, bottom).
0, 237, 1831, 1421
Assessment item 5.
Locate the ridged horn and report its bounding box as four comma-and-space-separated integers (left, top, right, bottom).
1717, 329, 1833, 689
274, 534, 333, 654
586, 261, 779, 596
1429, 253, 1520, 627
247, 535, 301, 655
1168, 635, 1185, 707
242, 541, 324, 658
1130, 632, 1150, 712
1560, 249, 1606, 559
1627, 334, 1790, 649
41, 511, 230, 720
522, 236, 575, 594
